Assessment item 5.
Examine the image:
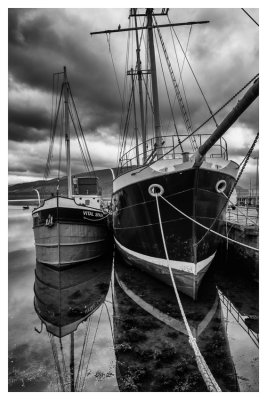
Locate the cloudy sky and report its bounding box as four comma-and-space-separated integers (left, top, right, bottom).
8, 6, 259, 186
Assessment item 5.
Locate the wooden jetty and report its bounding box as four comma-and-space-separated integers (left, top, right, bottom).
223, 206, 259, 281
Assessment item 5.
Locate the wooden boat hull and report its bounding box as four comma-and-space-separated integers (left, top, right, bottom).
115, 237, 214, 299
112, 162, 236, 299
32, 196, 108, 267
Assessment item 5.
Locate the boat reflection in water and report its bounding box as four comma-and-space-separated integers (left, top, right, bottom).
113, 251, 239, 392
33, 254, 113, 391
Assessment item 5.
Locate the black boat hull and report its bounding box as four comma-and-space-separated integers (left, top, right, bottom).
112, 165, 236, 299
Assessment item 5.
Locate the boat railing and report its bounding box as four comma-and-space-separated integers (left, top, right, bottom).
218, 288, 259, 348
118, 134, 228, 175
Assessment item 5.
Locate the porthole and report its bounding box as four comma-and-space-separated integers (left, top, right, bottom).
215, 180, 227, 193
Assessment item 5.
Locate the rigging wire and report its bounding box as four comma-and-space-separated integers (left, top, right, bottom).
117, 24, 131, 170
136, 73, 259, 172
44, 83, 64, 181
48, 332, 65, 391
79, 305, 104, 392
59, 337, 69, 390
106, 34, 123, 108
153, 16, 197, 151
196, 131, 259, 247
165, 24, 193, 136
118, 86, 134, 167
68, 103, 91, 174
75, 317, 92, 391
68, 83, 96, 177
241, 8, 259, 27
57, 99, 64, 186
154, 28, 184, 151
168, 15, 218, 128
170, 25, 193, 128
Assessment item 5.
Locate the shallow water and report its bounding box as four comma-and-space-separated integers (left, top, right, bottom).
8, 206, 259, 392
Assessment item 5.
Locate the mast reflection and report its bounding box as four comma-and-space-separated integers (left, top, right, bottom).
34, 254, 112, 391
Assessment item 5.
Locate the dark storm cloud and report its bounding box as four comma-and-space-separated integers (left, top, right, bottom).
9, 122, 49, 142
8, 104, 51, 141
8, 8, 123, 139
8, 8, 259, 184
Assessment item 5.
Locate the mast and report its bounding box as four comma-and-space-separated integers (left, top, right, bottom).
146, 9, 163, 158
194, 78, 259, 166
90, 10, 209, 162
63, 66, 72, 198
133, 8, 146, 163
130, 68, 140, 166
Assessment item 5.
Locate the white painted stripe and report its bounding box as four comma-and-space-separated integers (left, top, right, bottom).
32, 196, 104, 214
36, 254, 102, 266
114, 237, 216, 275
113, 158, 237, 192
35, 238, 106, 247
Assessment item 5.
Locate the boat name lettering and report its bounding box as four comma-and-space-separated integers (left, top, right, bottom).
83, 211, 102, 218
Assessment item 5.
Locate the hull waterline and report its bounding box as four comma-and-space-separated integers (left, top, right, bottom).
112, 161, 237, 299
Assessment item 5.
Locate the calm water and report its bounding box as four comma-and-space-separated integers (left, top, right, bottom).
8, 206, 259, 392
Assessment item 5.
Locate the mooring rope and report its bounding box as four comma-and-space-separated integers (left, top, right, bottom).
83, 212, 111, 222
159, 194, 259, 252
151, 191, 221, 392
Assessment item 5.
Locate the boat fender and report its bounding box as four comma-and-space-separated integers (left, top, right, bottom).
148, 183, 164, 197
45, 214, 54, 227
215, 180, 227, 193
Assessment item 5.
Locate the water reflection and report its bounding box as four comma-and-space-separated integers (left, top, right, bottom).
113, 252, 239, 392
8, 206, 259, 392
33, 255, 113, 392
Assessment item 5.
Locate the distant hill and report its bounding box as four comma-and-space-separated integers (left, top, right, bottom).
8, 168, 117, 202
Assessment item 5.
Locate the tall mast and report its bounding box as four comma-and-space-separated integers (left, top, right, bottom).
130, 68, 140, 166
63, 66, 72, 198
146, 9, 163, 158
90, 9, 209, 162
133, 8, 146, 163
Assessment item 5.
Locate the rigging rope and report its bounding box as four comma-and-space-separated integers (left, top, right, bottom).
154, 28, 184, 152
241, 8, 259, 27
68, 83, 96, 176
152, 192, 221, 392
48, 332, 65, 391
167, 15, 218, 129
136, 74, 259, 173
57, 99, 64, 185
118, 86, 134, 168
75, 317, 92, 391
195, 131, 259, 247
68, 103, 91, 174
165, 24, 193, 137
170, 25, 193, 128
79, 305, 104, 391
59, 337, 69, 389
154, 17, 197, 152
159, 194, 258, 252
106, 34, 123, 108
44, 83, 64, 181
